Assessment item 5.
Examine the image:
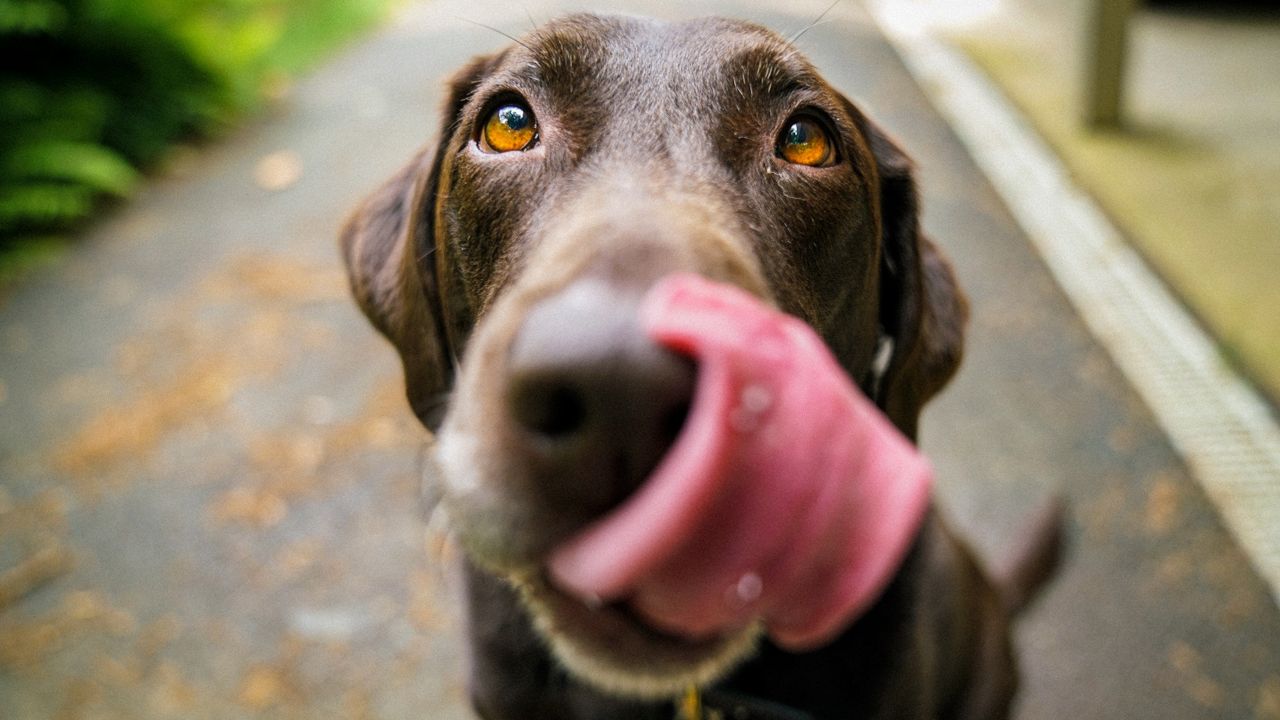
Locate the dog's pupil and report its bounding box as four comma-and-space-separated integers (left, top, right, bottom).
483, 104, 536, 152
498, 105, 529, 131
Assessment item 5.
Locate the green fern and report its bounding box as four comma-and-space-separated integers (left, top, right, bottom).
0, 0, 218, 248
0, 0, 391, 262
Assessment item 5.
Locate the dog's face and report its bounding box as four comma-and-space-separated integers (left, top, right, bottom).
342, 13, 965, 699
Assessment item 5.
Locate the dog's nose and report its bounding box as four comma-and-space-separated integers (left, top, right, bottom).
506, 279, 695, 514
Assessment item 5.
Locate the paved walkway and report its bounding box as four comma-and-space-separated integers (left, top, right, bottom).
1, 2, 1277, 718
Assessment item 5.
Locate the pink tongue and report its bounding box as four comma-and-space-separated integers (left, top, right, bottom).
547, 274, 932, 650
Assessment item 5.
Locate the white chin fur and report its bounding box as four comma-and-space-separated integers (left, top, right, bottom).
433, 417, 762, 698
544, 623, 763, 700
513, 574, 764, 700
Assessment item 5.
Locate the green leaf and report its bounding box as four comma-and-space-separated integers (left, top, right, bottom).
0, 0, 67, 35
0, 183, 95, 230
3, 141, 138, 196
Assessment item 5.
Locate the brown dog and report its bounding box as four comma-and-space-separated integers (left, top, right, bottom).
342, 14, 1058, 719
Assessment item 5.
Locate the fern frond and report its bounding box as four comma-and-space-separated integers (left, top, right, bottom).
0, 0, 66, 35
3, 141, 138, 196
0, 183, 95, 230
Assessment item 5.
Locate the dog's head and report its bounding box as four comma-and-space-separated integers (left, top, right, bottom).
341, 13, 965, 699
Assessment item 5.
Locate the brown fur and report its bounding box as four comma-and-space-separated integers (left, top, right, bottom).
341, 14, 1056, 719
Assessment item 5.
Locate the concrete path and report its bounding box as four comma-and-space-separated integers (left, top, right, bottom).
1, 1, 1277, 718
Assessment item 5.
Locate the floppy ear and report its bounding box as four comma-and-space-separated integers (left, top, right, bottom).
856, 114, 968, 441
340, 54, 499, 430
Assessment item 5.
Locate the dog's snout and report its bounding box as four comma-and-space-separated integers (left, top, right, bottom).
506, 280, 695, 513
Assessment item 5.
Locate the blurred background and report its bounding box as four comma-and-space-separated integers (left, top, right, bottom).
1, 0, 1277, 718
936, 0, 1280, 408
0, 0, 388, 274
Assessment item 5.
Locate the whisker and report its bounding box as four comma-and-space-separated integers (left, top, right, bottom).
790, 18, 838, 46
454, 15, 532, 50
787, 0, 844, 47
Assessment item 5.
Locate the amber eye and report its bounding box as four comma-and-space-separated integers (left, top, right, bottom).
481, 102, 537, 153
777, 117, 834, 167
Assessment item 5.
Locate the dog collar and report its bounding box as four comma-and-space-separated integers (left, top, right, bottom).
676, 687, 817, 720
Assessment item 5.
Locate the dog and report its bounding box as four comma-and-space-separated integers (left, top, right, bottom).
341, 14, 1060, 719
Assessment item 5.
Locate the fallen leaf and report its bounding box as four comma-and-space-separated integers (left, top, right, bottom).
211, 486, 288, 528
0, 543, 74, 609
238, 665, 288, 709
1257, 675, 1280, 720
253, 151, 302, 191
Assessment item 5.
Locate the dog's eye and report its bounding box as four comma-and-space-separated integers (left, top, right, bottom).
777, 117, 834, 167
481, 102, 537, 153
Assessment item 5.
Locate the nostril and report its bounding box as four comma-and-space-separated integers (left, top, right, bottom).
503, 279, 699, 516
511, 377, 588, 440
660, 400, 691, 447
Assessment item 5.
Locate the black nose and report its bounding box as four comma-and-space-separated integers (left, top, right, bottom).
506, 279, 695, 515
